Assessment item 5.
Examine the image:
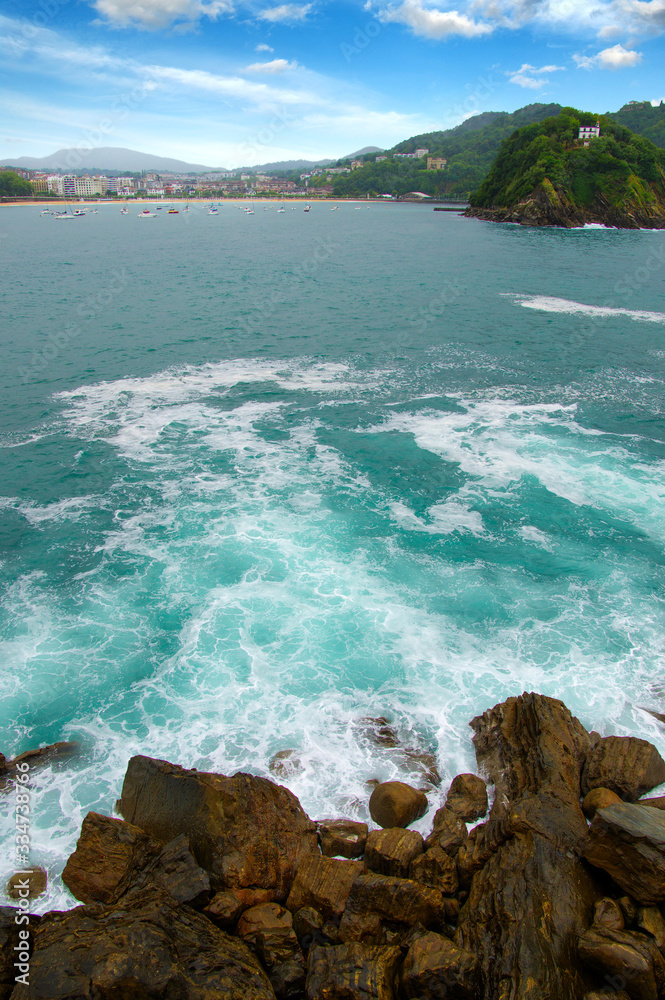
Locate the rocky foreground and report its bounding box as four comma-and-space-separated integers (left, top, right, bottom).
4, 691, 665, 999
464, 185, 665, 229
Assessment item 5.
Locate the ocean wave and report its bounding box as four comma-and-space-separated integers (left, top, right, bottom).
504, 293, 665, 324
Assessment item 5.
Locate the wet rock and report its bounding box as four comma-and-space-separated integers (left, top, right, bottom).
456, 823, 494, 889
409, 846, 459, 894
119, 755, 317, 901
9, 887, 276, 1000
636, 906, 665, 951
292, 906, 324, 944
340, 872, 444, 938
306, 941, 402, 1000
584, 803, 665, 904
62, 811, 156, 904
424, 806, 468, 855
317, 819, 368, 859
582, 737, 665, 803
270, 750, 303, 780
578, 924, 665, 1000
6, 868, 47, 901
641, 796, 665, 811
3, 741, 79, 777
583, 788, 623, 820
593, 898, 625, 932
113, 833, 211, 908
237, 902, 305, 998
364, 828, 424, 879
286, 854, 362, 919
401, 930, 480, 1000
444, 773, 488, 823
203, 889, 245, 928
369, 781, 428, 829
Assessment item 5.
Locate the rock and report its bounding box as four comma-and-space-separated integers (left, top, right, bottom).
619, 897, 639, 926
641, 796, 665, 811
584, 994, 631, 1000
582, 737, 665, 802
270, 750, 303, 780
583, 788, 623, 820
2, 741, 79, 777
424, 806, 468, 855
306, 942, 402, 1000
409, 846, 459, 894
401, 930, 480, 999
203, 890, 245, 928
357, 718, 441, 787
369, 781, 428, 829
364, 828, 424, 879
593, 898, 625, 931
1, 907, 37, 1000
636, 906, 665, 951
237, 902, 305, 998
317, 819, 368, 859
286, 854, 362, 919
9, 887, 277, 1000
583, 803, 665, 904
292, 906, 324, 945
578, 924, 665, 1000
118, 755, 317, 901
444, 774, 488, 823
339, 872, 444, 938
115, 833, 211, 907
6, 868, 47, 901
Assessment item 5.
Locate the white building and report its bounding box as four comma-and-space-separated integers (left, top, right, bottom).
579, 123, 600, 146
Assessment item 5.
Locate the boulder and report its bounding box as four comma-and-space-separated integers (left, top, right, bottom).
641, 796, 665, 811
6, 868, 47, 900
409, 846, 458, 894
636, 906, 665, 951
286, 854, 362, 920
237, 902, 304, 998
583, 788, 623, 820
3, 741, 79, 777
8, 887, 276, 1000
444, 774, 488, 823
582, 737, 665, 802
424, 806, 468, 855
317, 819, 368, 859
339, 872, 444, 937
401, 930, 480, 999
61, 811, 155, 904
578, 925, 665, 1000
118, 756, 317, 901
203, 890, 245, 928
292, 906, 325, 945
583, 803, 665, 904
306, 942, 402, 1000
593, 898, 625, 932
113, 833, 211, 908
364, 828, 424, 879
369, 781, 428, 829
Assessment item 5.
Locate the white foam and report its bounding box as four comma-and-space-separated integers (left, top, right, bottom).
389, 500, 485, 536
504, 293, 665, 324
520, 525, 554, 550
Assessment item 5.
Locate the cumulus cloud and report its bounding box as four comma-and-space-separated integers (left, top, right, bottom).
506, 61, 565, 87
243, 57, 299, 72
574, 43, 643, 68
375, 0, 493, 38
257, 3, 312, 21
91, 0, 233, 28
255, 42, 274, 50
630, 0, 665, 25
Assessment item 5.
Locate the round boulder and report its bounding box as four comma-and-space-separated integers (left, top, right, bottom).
369, 781, 428, 829
7, 866, 48, 899
582, 787, 622, 820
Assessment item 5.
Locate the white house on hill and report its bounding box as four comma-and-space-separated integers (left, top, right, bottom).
579, 123, 601, 146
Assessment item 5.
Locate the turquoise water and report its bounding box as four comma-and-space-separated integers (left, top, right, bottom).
2, 202, 665, 911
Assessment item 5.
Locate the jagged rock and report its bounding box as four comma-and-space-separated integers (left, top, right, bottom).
306, 942, 402, 1000
286, 854, 362, 919
203, 889, 245, 928
401, 930, 480, 999
114, 833, 211, 907
444, 774, 488, 823
62, 811, 155, 904
6, 868, 47, 900
636, 906, 665, 951
2, 741, 79, 778
118, 756, 317, 901
9, 887, 276, 1000
578, 925, 665, 1000
364, 828, 424, 879
619, 897, 639, 926
292, 906, 324, 944
317, 819, 368, 859
584, 803, 665, 904
237, 903, 304, 998
593, 898, 625, 932
369, 781, 428, 829
582, 737, 665, 802
456, 823, 494, 889
583, 788, 623, 820
339, 872, 444, 940
409, 846, 459, 894
338, 908, 384, 945
424, 806, 468, 855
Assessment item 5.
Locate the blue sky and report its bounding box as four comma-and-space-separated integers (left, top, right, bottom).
1, 0, 663, 167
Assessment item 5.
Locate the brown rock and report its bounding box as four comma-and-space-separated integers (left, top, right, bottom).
369, 781, 428, 829
337, 908, 385, 945
618, 897, 639, 926
118, 755, 317, 901
641, 796, 665, 811
124, 833, 210, 908
582, 736, 665, 802
365, 828, 424, 879
203, 889, 245, 928
62, 812, 155, 903
6, 868, 47, 901
444, 774, 488, 823
286, 854, 362, 919
306, 942, 402, 1000
593, 898, 625, 931
292, 906, 324, 944
424, 806, 468, 855
2, 906, 37, 1000
270, 750, 303, 779
237, 902, 304, 998
4, 741, 79, 775
583, 788, 623, 820
317, 819, 368, 859
636, 906, 665, 950
340, 872, 444, 935
584, 994, 631, 1000
9, 887, 276, 1000
455, 823, 494, 889
578, 925, 665, 1000
401, 930, 480, 1000
409, 847, 458, 894
584, 803, 665, 904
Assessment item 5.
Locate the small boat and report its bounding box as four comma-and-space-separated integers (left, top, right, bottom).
277, 206, 285, 213
168, 208, 179, 214
183, 204, 190, 212
330, 205, 339, 211
138, 209, 157, 218
304, 205, 310, 212
54, 213, 74, 220
208, 207, 219, 215
120, 207, 129, 215
73, 209, 86, 217
40, 209, 52, 216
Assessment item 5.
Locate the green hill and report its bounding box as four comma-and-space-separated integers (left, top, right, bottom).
465, 108, 665, 228
609, 100, 665, 149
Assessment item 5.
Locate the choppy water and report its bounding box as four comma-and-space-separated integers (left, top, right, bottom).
2, 201, 665, 912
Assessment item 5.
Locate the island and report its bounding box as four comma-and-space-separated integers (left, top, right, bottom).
464, 108, 665, 229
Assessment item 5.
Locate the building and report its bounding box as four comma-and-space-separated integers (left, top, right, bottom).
31, 176, 49, 192
414, 148, 429, 158
376, 156, 387, 162
579, 123, 600, 146
427, 157, 447, 171
63, 176, 77, 198
351, 160, 364, 169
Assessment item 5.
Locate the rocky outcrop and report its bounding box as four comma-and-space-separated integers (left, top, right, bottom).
583, 803, 665, 903
578, 925, 665, 1000
237, 902, 305, 998
364, 828, 424, 879
444, 773, 488, 822
401, 931, 480, 1000
464, 184, 665, 229
369, 782, 428, 829
307, 942, 402, 1000
582, 737, 665, 802
286, 855, 362, 919
424, 806, 467, 854
583, 788, 623, 819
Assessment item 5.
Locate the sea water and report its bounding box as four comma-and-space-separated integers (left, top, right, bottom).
1, 201, 665, 912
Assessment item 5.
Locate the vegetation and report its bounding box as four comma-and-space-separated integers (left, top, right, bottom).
0, 171, 33, 197
468, 108, 665, 213
610, 101, 665, 149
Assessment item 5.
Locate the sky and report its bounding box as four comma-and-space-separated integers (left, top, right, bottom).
0, 0, 663, 168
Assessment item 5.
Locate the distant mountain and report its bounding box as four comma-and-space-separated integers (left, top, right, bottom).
242, 158, 334, 173
342, 146, 383, 159
608, 101, 665, 148
0, 147, 220, 173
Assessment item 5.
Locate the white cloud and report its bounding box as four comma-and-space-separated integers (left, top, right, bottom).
506, 61, 565, 87
629, 0, 665, 26
574, 43, 643, 68
91, 0, 233, 29
255, 42, 274, 51
257, 3, 312, 21
243, 58, 299, 73
375, 0, 493, 37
